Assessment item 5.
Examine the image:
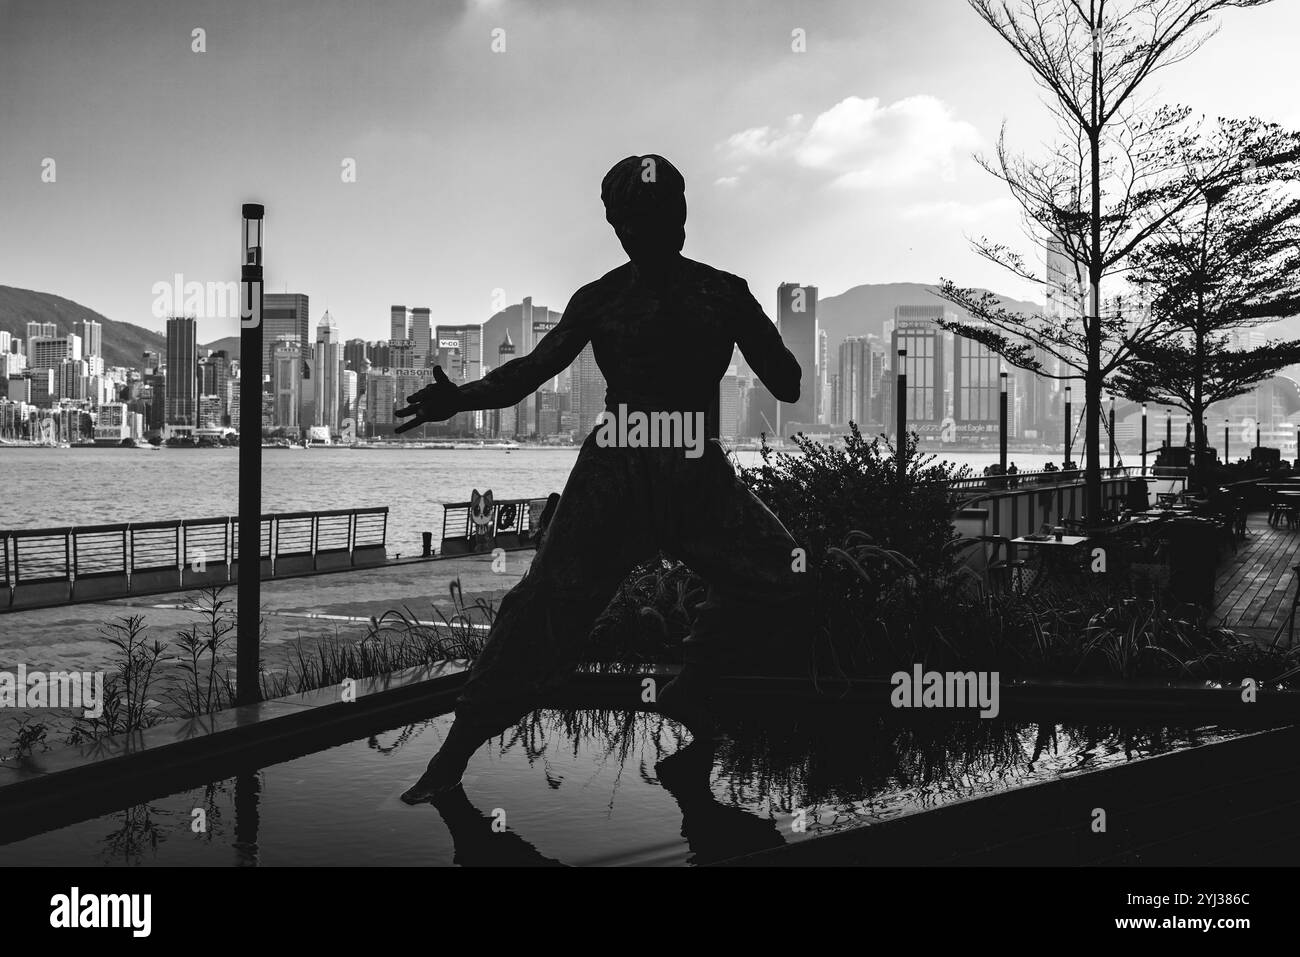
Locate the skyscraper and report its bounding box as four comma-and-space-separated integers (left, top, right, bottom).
497, 331, 516, 437
817, 328, 829, 425
165, 316, 198, 428
836, 336, 881, 427
719, 367, 740, 441
572, 343, 606, 435
435, 325, 484, 383
953, 332, 1000, 437
314, 312, 343, 432
29, 334, 82, 370
262, 293, 310, 371
390, 305, 408, 344
777, 282, 818, 431
271, 336, 303, 429
890, 306, 948, 425
344, 338, 369, 374
27, 321, 56, 342
410, 307, 432, 368
76, 319, 102, 358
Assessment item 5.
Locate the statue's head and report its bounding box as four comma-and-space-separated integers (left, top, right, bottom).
601, 154, 686, 264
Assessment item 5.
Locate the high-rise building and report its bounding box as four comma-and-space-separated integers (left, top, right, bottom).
227, 379, 241, 432
29, 334, 82, 370
817, 328, 830, 425
165, 316, 198, 428
197, 350, 230, 425
390, 305, 408, 344
198, 394, 224, 429
953, 332, 1001, 438
0, 331, 10, 354
76, 319, 102, 358
719, 367, 741, 441
344, 338, 369, 373
341, 370, 358, 426
410, 308, 432, 368
57, 358, 90, 401
777, 283, 818, 432
262, 293, 310, 371
890, 306, 948, 425
836, 336, 882, 427
313, 314, 344, 434
271, 336, 303, 429
389, 339, 415, 368
496, 331, 516, 437
0, 352, 25, 378
435, 325, 484, 383
27, 321, 57, 342
572, 343, 607, 435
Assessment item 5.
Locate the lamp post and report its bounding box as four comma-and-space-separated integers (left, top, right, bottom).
999, 370, 1008, 480
237, 203, 264, 706
1166, 409, 1172, 449
1108, 396, 1116, 471
1141, 404, 1147, 474
1224, 417, 1231, 464
896, 349, 907, 482
1063, 385, 1072, 467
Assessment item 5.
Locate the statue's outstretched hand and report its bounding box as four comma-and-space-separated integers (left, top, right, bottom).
395, 366, 461, 433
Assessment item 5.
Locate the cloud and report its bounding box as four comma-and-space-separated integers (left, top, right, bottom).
900, 197, 1018, 225
719, 95, 982, 190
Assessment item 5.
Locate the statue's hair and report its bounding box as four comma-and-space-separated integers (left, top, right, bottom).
600, 154, 687, 230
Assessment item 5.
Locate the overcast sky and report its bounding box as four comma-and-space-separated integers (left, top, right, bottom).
2, 0, 1297, 345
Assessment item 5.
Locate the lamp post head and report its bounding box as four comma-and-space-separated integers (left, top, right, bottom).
241, 204, 265, 269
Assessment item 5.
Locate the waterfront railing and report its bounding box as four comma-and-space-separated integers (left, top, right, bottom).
0, 507, 388, 611
439, 496, 551, 556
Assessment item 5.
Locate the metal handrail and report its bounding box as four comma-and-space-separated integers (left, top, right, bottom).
0, 507, 390, 607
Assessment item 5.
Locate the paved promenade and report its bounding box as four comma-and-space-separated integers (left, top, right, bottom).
0, 550, 533, 680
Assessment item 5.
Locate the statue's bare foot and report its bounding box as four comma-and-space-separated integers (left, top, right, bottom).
401, 749, 470, 804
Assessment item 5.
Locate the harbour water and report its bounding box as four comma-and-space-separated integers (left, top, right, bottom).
0, 445, 1065, 556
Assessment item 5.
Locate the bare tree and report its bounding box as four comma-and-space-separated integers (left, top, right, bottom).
1112, 116, 1300, 479
938, 0, 1279, 521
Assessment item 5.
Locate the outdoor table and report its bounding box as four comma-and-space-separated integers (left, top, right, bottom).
1010, 534, 1091, 589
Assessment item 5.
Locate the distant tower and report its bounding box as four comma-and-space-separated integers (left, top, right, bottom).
390, 305, 408, 343
314, 311, 343, 432
497, 331, 516, 437
165, 315, 198, 429
777, 282, 819, 432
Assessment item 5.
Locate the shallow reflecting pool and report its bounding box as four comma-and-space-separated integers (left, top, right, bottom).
0, 707, 1254, 866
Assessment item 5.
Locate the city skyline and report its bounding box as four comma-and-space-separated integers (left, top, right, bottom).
4, 0, 1298, 345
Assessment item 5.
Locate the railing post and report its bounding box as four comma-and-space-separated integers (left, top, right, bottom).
66, 528, 75, 601
311, 513, 319, 571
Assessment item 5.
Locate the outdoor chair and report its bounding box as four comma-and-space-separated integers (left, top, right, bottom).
1270, 490, 1300, 529
979, 534, 1029, 596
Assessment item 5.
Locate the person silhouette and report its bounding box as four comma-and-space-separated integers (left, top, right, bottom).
396, 154, 810, 802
